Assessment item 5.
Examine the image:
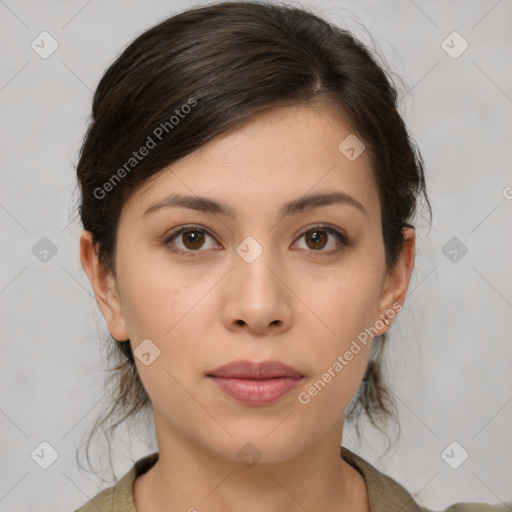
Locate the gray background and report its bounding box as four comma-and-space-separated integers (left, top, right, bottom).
1, 0, 511, 510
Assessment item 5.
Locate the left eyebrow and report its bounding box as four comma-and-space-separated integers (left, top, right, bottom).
142, 191, 368, 219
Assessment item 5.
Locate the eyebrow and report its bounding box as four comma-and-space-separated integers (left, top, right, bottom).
142, 191, 367, 219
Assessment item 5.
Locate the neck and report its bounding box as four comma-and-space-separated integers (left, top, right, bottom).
135, 420, 369, 512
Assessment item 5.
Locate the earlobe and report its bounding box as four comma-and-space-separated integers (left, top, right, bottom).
375, 227, 416, 334
79, 230, 130, 341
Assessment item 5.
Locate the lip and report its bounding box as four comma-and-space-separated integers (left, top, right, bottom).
207, 360, 304, 406
208, 360, 304, 379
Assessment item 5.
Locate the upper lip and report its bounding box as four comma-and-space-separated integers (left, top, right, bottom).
207, 360, 304, 379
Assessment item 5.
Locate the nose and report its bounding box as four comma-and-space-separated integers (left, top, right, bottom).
221, 245, 293, 337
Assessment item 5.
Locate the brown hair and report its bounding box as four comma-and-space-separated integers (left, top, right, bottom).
73, 0, 432, 479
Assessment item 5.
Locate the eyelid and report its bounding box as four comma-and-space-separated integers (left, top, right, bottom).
295, 222, 350, 242
163, 222, 351, 255
292, 223, 351, 252
164, 223, 213, 240
163, 223, 218, 256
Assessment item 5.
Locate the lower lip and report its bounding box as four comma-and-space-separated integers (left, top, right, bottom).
208, 376, 303, 406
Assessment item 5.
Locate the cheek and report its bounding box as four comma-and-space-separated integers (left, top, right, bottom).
296, 308, 373, 428
301, 348, 371, 407
304, 261, 382, 345
117, 252, 209, 387
116, 246, 191, 340
294, 261, 380, 401
122, 268, 202, 413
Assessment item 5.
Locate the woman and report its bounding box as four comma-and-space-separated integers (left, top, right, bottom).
73, 2, 510, 511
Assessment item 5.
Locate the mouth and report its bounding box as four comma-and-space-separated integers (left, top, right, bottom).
206, 360, 304, 406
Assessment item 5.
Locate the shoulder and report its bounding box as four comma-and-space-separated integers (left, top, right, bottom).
340, 446, 511, 512
420, 504, 512, 512
72, 452, 159, 512
73, 485, 115, 512
342, 445, 425, 510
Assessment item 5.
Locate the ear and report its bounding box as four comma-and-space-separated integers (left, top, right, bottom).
79, 230, 129, 341
374, 227, 415, 335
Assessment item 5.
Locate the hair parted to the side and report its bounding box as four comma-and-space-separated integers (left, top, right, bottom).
73, 0, 432, 481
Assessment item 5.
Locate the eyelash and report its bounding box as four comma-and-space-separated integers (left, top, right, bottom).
162, 223, 352, 258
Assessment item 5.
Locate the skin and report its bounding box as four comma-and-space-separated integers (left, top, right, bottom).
80, 103, 415, 512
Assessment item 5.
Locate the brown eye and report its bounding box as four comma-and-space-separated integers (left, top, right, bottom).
180, 229, 206, 250
305, 229, 328, 250
164, 225, 218, 256
294, 226, 350, 253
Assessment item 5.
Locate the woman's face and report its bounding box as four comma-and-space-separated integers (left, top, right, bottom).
81, 104, 414, 464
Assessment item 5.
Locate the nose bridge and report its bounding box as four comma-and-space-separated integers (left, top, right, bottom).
223, 233, 292, 333
234, 233, 282, 300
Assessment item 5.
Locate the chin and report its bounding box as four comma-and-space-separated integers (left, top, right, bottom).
201, 422, 312, 465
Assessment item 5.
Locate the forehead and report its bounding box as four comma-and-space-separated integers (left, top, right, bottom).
124, 104, 380, 222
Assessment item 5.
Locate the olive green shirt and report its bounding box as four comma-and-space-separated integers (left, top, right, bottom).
73, 446, 510, 512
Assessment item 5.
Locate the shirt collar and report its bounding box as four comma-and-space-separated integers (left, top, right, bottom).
340, 445, 423, 512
